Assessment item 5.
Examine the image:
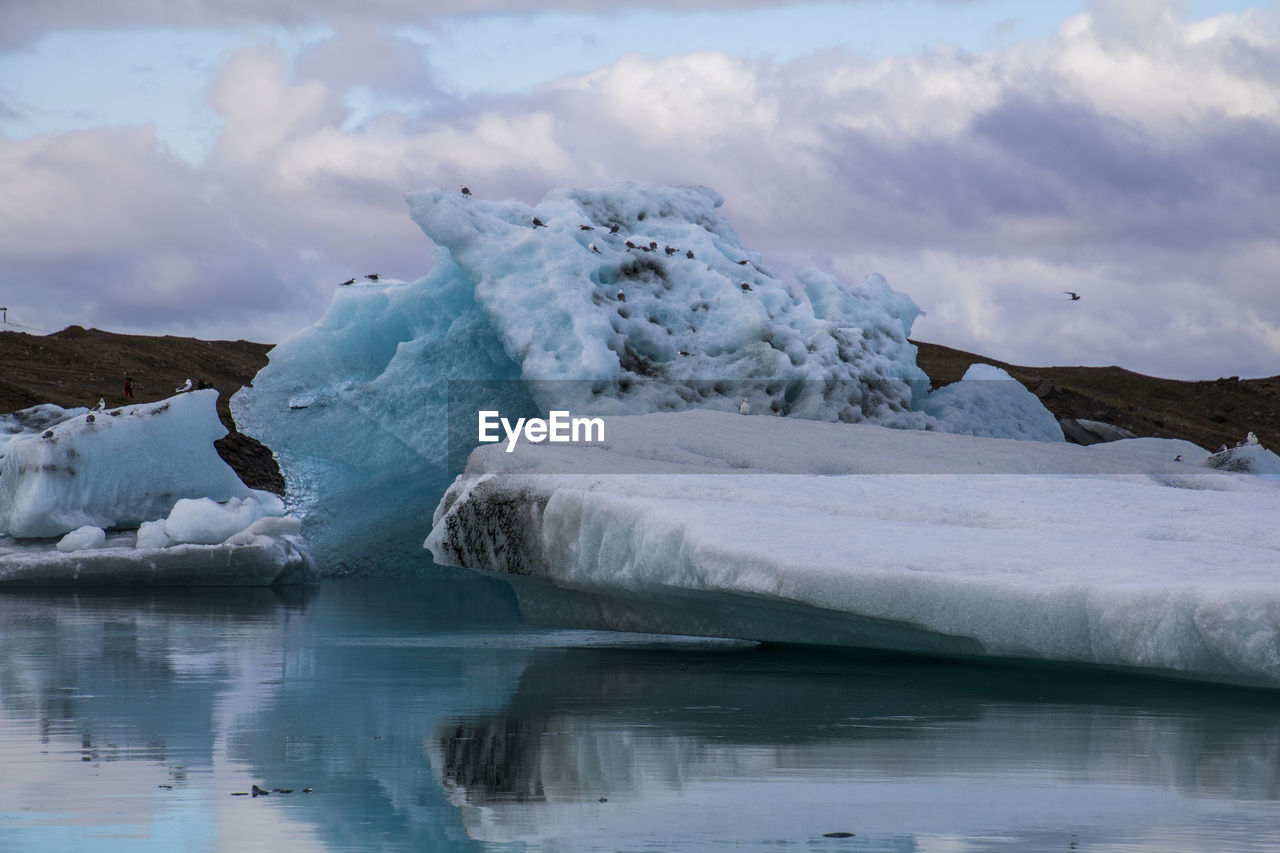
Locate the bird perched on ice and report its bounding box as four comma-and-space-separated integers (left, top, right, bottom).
686, 250, 695, 259
95, 398, 106, 411
740, 281, 752, 292
609, 224, 620, 234
579, 224, 594, 231
665, 245, 676, 256
175, 378, 193, 393
531, 216, 547, 228
589, 242, 601, 254
738, 398, 750, 415
1064, 291, 1080, 301
85, 413, 95, 423
365, 273, 380, 281
460, 185, 472, 196
624, 240, 638, 250
737, 260, 750, 266
339, 278, 354, 286
616, 290, 626, 302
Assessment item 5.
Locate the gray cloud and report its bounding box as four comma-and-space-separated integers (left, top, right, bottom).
0, 0, 900, 48
2, 4, 1278, 381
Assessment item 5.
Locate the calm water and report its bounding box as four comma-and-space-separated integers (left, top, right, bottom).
2, 576, 1280, 853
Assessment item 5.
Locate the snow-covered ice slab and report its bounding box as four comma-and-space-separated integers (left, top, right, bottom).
0, 530, 316, 587
1, 391, 264, 538
428, 411, 1280, 688
1, 391, 317, 586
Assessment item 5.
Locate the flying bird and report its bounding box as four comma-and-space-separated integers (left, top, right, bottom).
1064, 291, 1080, 301
531, 216, 547, 228
738, 398, 750, 415
339, 278, 354, 286
460, 185, 472, 196
366, 273, 380, 280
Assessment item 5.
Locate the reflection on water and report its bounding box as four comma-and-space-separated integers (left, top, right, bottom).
2, 578, 1280, 852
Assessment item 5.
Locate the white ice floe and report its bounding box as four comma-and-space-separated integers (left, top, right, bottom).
233, 182, 1063, 572
428, 410, 1280, 688
0, 391, 315, 586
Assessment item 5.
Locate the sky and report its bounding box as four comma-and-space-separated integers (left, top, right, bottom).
1, 0, 1277, 380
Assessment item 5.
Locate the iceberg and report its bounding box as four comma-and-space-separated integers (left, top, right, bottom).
233, 182, 1060, 573
427, 410, 1280, 689
0, 391, 316, 586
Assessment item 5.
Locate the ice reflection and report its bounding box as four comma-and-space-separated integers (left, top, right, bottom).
430, 646, 1280, 850
3, 581, 1280, 853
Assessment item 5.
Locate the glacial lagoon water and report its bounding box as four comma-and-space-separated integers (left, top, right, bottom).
2, 575, 1280, 853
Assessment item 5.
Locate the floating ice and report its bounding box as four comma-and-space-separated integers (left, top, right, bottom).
0, 391, 315, 586
428, 410, 1280, 688
56, 525, 106, 553
0, 391, 262, 538
920, 364, 1064, 442
234, 183, 1059, 572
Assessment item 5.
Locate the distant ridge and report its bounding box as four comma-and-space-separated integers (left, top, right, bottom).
911, 339, 1280, 454
3, 326, 1277, 491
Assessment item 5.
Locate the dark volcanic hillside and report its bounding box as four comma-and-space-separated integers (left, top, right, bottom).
0, 326, 283, 493
4, 327, 1278, 495
912, 340, 1280, 453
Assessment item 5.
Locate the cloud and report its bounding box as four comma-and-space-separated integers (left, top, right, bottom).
0, 0, 876, 48
3, 4, 1278, 380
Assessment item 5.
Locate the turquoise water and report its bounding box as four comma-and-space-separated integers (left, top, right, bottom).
2, 576, 1280, 852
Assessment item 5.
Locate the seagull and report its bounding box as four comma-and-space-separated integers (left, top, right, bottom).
740, 281, 752, 291
579, 224, 594, 231
686, 250, 695, 259
738, 398, 750, 415
589, 242, 601, 254
365, 273, 379, 281
460, 185, 471, 196
1064, 291, 1080, 301
175, 378, 193, 393
339, 278, 354, 286
616, 290, 626, 302
531, 216, 547, 228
